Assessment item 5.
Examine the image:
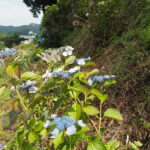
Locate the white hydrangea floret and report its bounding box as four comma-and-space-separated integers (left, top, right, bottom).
77, 120, 86, 127
29, 86, 37, 93
51, 128, 60, 138
66, 125, 76, 135
51, 114, 57, 119
44, 120, 50, 128
69, 66, 80, 73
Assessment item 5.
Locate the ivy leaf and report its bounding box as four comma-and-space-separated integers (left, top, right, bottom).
6, 64, 21, 80
87, 139, 107, 150
104, 108, 123, 120
83, 106, 99, 115
21, 72, 41, 81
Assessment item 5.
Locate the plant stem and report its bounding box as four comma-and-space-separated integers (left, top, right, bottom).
99, 102, 103, 135
16, 89, 27, 112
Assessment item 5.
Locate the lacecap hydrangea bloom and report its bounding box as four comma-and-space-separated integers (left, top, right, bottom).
18, 80, 37, 93
44, 116, 86, 138
88, 75, 115, 85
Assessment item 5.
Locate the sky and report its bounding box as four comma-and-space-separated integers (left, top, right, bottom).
0, 0, 43, 26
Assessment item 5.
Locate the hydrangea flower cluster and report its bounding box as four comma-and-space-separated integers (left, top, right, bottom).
18, 80, 37, 93
88, 75, 115, 85
0, 49, 16, 59
45, 46, 74, 56
44, 115, 86, 138
70, 57, 91, 65
42, 66, 80, 81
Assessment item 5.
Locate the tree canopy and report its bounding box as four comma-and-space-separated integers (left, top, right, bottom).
23, 0, 57, 17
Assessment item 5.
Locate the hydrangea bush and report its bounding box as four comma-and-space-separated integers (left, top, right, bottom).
1, 41, 141, 150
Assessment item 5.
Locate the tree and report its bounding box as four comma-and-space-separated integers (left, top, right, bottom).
23, 0, 57, 17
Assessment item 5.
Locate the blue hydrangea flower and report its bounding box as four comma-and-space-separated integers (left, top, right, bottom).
76, 57, 91, 65
88, 75, 115, 85
61, 116, 76, 127
52, 116, 76, 130
53, 117, 65, 130
51, 128, 60, 138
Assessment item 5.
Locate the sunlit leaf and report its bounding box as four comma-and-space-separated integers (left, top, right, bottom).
104, 108, 123, 120
65, 55, 76, 65
83, 106, 99, 115
87, 139, 107, 150
53, 132, 63, 149
28, 131, 39, 144
21, 71, 41, 81
68, 103, 82, 120
6, 64, 21, 80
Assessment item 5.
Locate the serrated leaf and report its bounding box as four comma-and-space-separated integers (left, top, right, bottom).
83, 106, 99, 115
69, 81, 91, 94
87, 139, 107, 150
68, 103, 82, 120
53, 132, 63, 149
86, 69, 99, 78
17, 131, 24, 144
104, 108, 123, 120
104, 80, 116, 86
21, 72, 40, 81
106, 140, 120, 150
40, 128, 47, 139
6, 64, 20, 80
34, 122, 43, 132
65, 55, 76, 65
28, 131, 39, 144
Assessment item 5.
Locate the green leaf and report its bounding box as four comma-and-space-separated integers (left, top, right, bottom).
104, 108, 123, 120
28, 119, 36, 128
53, 132, 63, 149
40, 128, 47, 139
21, 72, 40, 81
17, 131, 24, 144
34, 122, 43, 132
106, 140, 120, 150
87, 139, 107, 150
0, 86, 6, 96
83, 106, 99, 115
28, 131, 39, 144
104, 80, 116, 86
86, 69, 99, 78
68, 103, 82, 120
91, 88, 108, 103
65, 55, 76, 65
69, 81, 91, 94
6, 64, 20, 80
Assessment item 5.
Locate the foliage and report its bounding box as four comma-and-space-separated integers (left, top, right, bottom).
0, 24, 39, 35
23, 0, 57, 17
1, 34, 25, 48
0, 40, 127, 149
